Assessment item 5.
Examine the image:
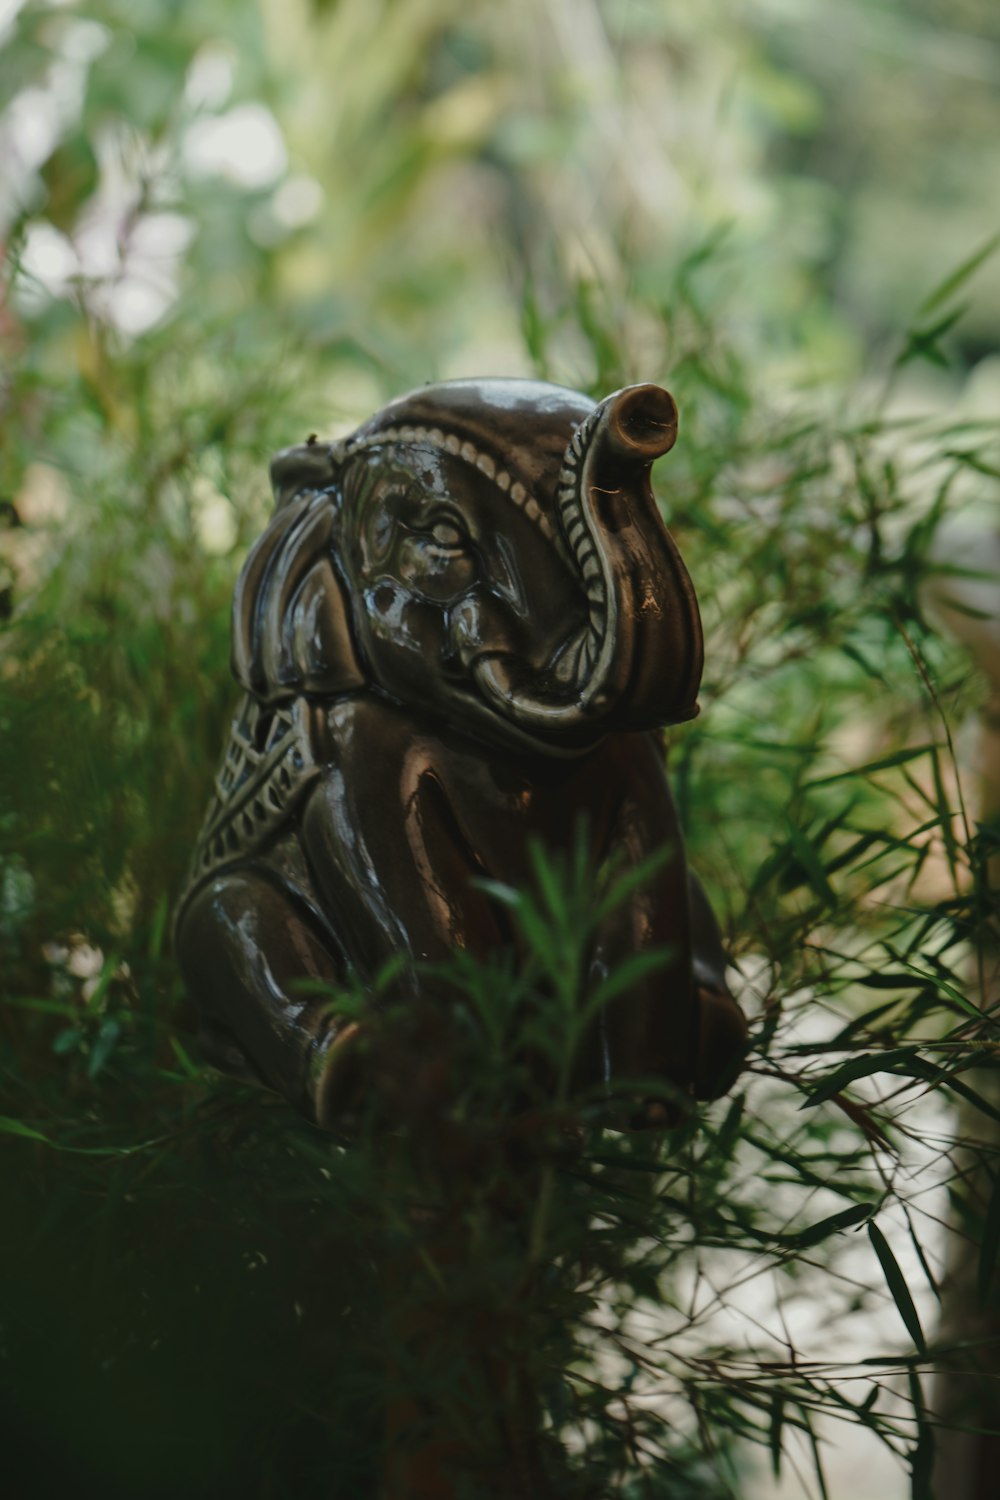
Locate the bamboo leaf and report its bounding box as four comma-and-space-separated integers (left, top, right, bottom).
84, 950, 120, 1012
169, 1036, 200, 1079
793, 1201, 872, 1249
868, 1221, 927, 1354
896, 304, 968, 369
928, 746, 958, 877
918, 231, 1000, 315
908, 1370, 935, 1500
528, 840, 571, 929
799, 1405, 830, 1500
902, 1206, 941, 1304
88, 1020, 122, 1080
53, 1026, 83, 1055
592, 844, 674, 924
941, 448, 1000, 482
714, 1092, 745, 1162
856, 973, 928, 991
148, 892, 169, 959
784, 817, 837, 908
907, 1061, 1000, 1126
769, 1390, 784, 1478
800, 1048, 921, 1108
806, 744, 936, 788
0, 1115, 49, 1143
475, 877, 523, 909
977, 1168, 1000, 1305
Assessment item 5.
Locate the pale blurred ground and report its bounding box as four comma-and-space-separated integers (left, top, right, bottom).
754, 1427, 905, 1500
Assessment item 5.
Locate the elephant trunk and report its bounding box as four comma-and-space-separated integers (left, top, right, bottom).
474, 384, 703, 739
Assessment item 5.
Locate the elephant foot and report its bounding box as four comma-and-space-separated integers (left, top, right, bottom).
693, 984, 749, 1101
312, 1018, 365, 1131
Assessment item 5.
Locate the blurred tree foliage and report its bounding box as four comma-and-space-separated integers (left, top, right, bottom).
1, 1, 1000, 1497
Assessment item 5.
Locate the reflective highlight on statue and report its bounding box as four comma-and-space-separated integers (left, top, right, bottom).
174, 379, 747, 1127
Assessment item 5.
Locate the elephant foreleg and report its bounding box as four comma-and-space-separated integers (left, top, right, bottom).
581, 733, 747, 1111
175, 868, 359, 1125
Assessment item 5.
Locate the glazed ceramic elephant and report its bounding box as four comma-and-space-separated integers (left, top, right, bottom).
174, 379, 747, 1128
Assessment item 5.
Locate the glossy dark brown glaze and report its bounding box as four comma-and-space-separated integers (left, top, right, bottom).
175, 379, 747, 1126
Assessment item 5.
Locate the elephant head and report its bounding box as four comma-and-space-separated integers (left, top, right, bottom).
231, 379, 703, 753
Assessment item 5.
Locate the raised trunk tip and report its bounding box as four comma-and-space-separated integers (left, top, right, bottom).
604, 384, 678, 464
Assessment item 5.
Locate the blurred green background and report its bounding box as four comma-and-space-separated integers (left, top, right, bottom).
4, 0, 1000, 408
2, 2, 1000, 1497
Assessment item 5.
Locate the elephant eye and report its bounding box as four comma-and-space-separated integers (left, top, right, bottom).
427, 518, 468, 551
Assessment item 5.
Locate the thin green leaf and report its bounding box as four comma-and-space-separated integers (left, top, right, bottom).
868, 1221, 927, 1354
908, 1370, 935, 1500
905, 1058, 1000, 1126
592, 844, 675, 924
806, 744, 936, 788
474, 877, 523, 909
799, 1405, 830, 1500
941, 447, 1000, 482
714, 1092, 745, 1162
53, 1026, 83, 1055
897, 304, 968, 369
800, 1048, 921, 1108
169, 1036, 200, 1078
855, 973, 928, 991
4, 996, 79, 1016
919, 232, 1000, 316
148, 892, 169, 959
977, 1168, 1000, 1304
528, 840, 571, 929
902, 1205, 941, 1304
84, 949, 120, 1012
784, 817, 837, 908
0, 1115, 49, 1143
793, 1201, 872, 1249
87, 1017, 121, 1078
769, 1391, 784, 1478
928, 746, 958, 878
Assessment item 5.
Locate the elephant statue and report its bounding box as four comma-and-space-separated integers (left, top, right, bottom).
174, 378, 747, 1129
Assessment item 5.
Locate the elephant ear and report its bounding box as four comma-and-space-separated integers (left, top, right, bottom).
231, 481, 366, 706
